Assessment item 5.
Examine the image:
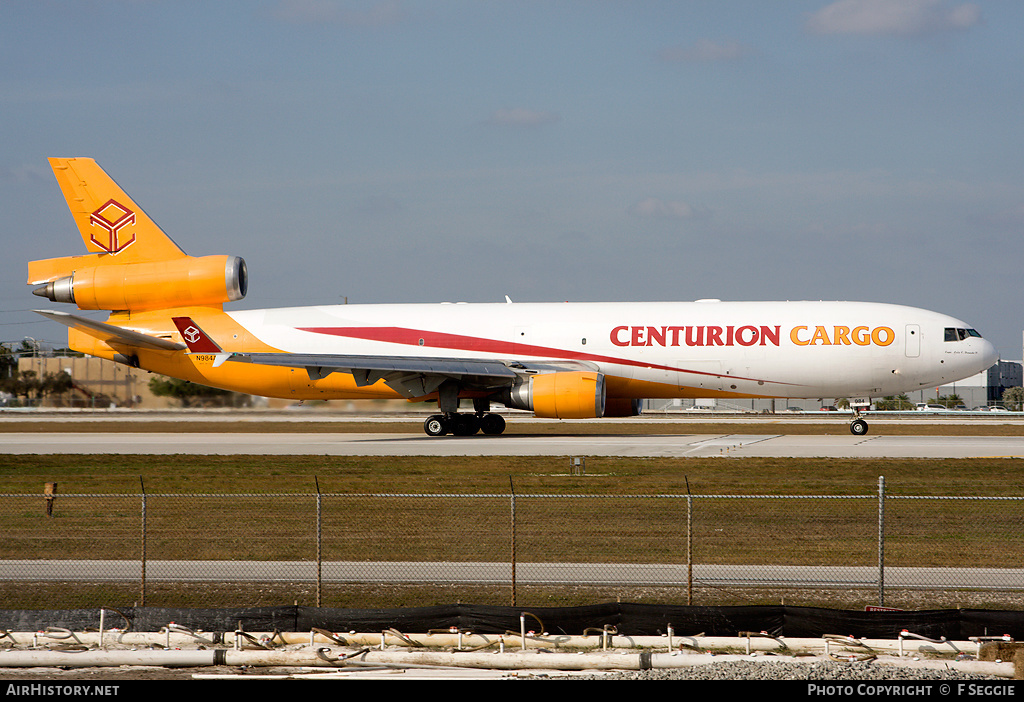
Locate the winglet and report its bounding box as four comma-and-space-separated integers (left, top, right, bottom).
171, 317, 223, 353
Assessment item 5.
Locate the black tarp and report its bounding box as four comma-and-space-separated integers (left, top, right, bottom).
2, 604, 1023, 639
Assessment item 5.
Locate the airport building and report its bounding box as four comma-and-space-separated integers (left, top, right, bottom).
8, 356, 267, 409
987, 360, 1023, 405
11, 355, 187, 409
5, 356, 396, 412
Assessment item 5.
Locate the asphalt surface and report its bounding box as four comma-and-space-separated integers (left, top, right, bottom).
1, 430, 1022, 457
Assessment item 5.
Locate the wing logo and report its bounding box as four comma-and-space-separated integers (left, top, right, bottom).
171, 317, 223, 353
182, 326, 202, 345
89, 199, 137, 254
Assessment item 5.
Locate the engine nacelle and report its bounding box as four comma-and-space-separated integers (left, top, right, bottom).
604, 398, 643, 417
33, 255, 247, 312
506, 371, 606, 419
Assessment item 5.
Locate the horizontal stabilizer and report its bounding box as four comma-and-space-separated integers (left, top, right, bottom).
33, 310, 185, 352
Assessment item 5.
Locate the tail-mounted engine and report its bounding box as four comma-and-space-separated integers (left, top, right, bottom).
32, 255, 247, 312
505, 371, 606, 419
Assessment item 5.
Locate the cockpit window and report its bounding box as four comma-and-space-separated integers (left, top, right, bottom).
945, 327, 983, 342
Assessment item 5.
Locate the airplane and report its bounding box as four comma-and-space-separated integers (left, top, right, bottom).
28, 158, 999, 437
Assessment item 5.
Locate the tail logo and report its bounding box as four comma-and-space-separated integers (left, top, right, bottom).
89, 199, 137, 254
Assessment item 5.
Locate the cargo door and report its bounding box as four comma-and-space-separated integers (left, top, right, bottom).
905, 324, 921, 358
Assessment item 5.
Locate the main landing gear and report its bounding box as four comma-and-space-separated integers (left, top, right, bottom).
425, 387, 506, 437
423, 413, 506, 437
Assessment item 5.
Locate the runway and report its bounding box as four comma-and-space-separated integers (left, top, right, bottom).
2, 431, 1023, 458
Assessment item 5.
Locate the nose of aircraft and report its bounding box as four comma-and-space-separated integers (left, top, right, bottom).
980, 337, 999, 369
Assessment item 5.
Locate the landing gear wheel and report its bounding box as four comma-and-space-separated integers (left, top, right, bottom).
850, 418, 869, 436
451, 413, 480, 436
424, 415, 449, 437
479, 413, 506, 435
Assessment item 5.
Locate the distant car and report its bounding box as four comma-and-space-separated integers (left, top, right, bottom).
916, 404, 948, 412
820, 406, 838, 412
990, 406, 1009, 412
973, 406, 991, 411
785, 406, 804, 412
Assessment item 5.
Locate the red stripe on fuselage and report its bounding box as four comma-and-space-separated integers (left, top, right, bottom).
296, 326, 798, 386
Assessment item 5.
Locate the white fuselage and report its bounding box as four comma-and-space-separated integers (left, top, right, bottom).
228, 299, 998, 401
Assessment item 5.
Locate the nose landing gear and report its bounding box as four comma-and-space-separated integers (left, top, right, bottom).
850, 417, 869, 436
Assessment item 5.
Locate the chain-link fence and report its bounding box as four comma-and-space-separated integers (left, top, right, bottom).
1, 477, 1022, 610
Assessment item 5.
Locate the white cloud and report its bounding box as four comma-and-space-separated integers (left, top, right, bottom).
628, 197, 696, 220
806, 0, 982, 36
656, 39, 754, 63
484, 108, 560, 128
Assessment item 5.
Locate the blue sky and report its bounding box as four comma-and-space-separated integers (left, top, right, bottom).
3, 0, 1023, 361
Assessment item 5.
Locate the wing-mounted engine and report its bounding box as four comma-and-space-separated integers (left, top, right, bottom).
604, 397, 643, 417
505, 370, 606, 419
31, 254, 247, 312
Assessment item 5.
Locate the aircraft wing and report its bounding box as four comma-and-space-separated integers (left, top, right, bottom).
170, 315, 598, 398
34, 310, 186, 352
226, 352, 594, 399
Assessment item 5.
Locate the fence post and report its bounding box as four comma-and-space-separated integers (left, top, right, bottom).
315, 477, 322, 608
878, 475, 886, 607
687, 493, 693, 605
139, 477, 146, 607
509, 477, 517, 607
